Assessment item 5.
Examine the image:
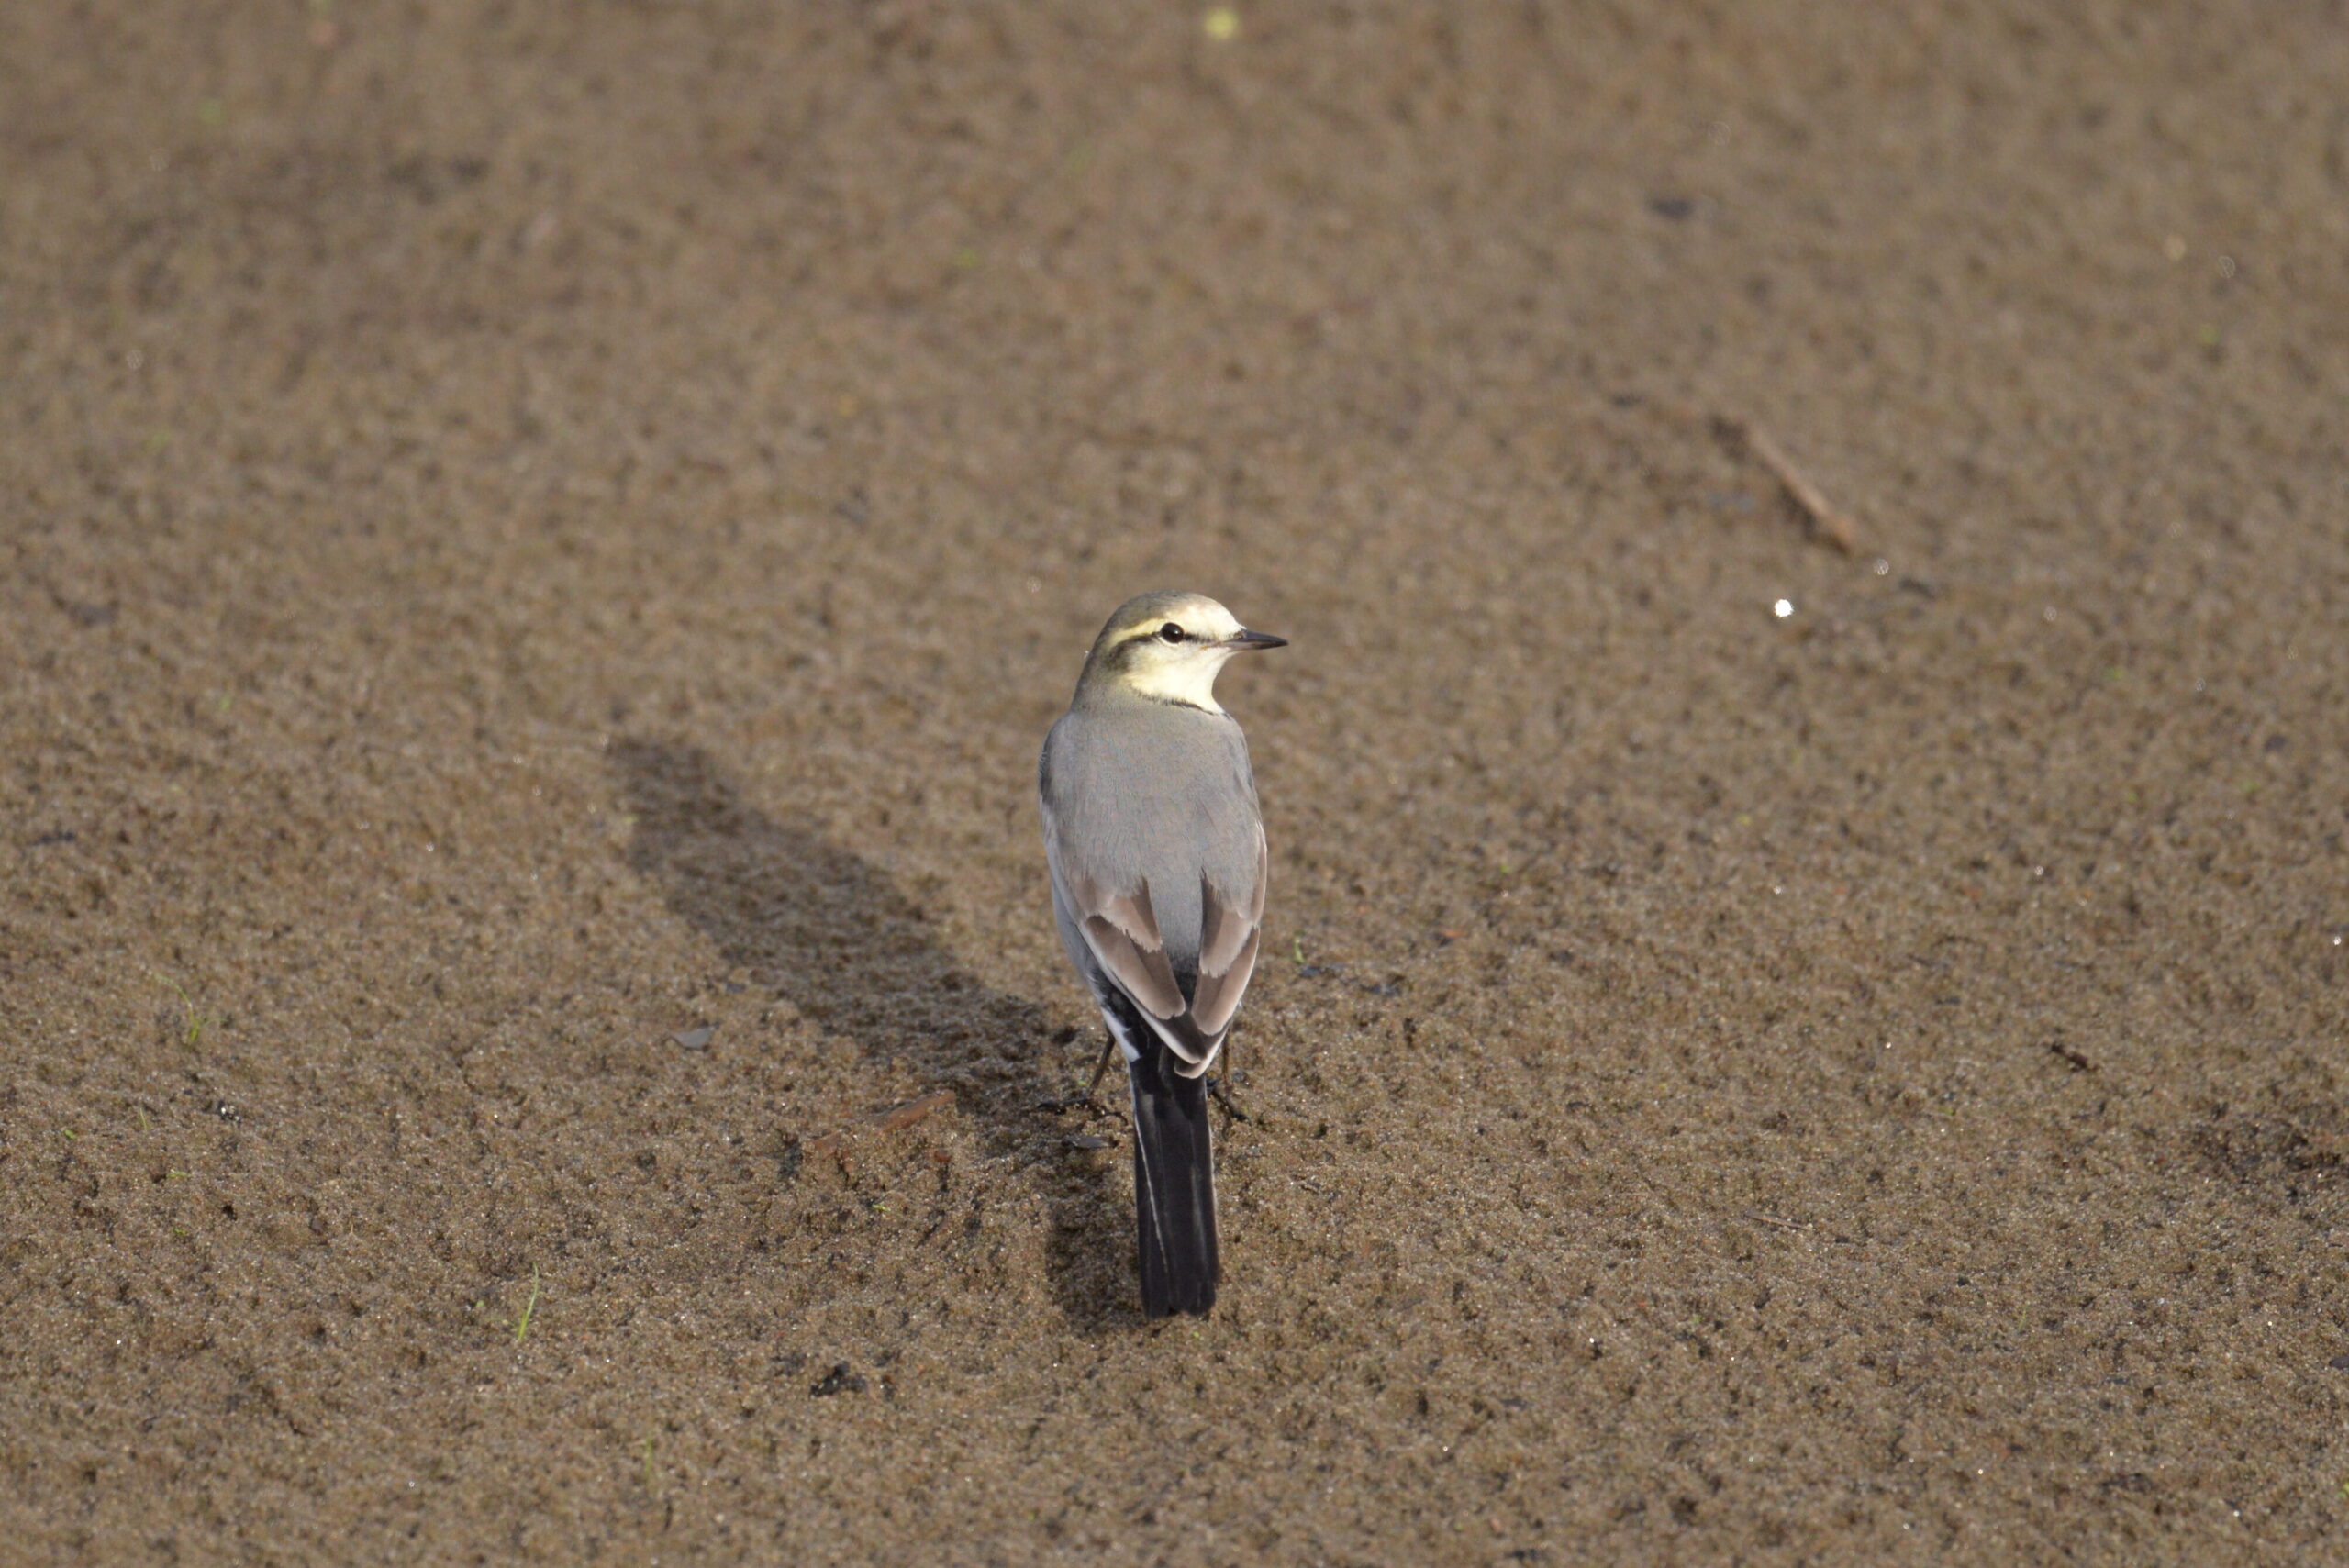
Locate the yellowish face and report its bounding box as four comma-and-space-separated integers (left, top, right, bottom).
1095, 595, 1251, 711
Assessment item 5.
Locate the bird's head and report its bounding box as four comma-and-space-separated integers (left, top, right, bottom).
1077, 591, 1286, 712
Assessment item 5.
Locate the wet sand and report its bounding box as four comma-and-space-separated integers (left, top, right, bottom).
5, 2, 2347, 1561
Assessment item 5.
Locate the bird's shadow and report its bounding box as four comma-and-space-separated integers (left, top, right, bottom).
608, 738, 1134, 1330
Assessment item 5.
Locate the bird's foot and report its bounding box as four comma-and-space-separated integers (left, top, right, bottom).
1208, 1074, 1252, 1124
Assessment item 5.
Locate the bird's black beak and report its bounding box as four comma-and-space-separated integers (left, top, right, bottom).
1227, 628, 1287, 651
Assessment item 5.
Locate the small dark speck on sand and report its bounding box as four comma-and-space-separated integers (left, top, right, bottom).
2045, 1041, 2096, 1073
1648, 195, 1694, 220
61, 600, 117, 627
810, 1362, 866, 1396
2328, 1354, 2349, 1371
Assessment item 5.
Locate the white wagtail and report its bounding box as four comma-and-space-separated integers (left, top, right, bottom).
1040, 592, 1285, 1318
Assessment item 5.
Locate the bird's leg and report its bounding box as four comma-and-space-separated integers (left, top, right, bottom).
1083, 1031, 1118, 1105
1208, 1035, 1251, 1123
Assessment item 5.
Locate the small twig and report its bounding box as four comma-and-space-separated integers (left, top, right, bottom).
1742, 1208, 1811, 1233
1608, 395, 1865, 553
872, 1091, 953, 1132
1720, 417, 1861, 554
807, 1090, 954, 1158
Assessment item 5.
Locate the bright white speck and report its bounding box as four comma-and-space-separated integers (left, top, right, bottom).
1773, 598, 1794, 618
1872, 557, 1889, 575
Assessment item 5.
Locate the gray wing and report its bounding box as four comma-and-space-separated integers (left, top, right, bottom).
1186, 837, 1265, 1040
1041, 716, 1267, 1078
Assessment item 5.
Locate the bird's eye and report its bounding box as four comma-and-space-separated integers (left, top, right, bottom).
1159, 623, 1186, 643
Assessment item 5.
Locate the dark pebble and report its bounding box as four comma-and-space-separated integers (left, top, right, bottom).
811, 1362, 866, 1396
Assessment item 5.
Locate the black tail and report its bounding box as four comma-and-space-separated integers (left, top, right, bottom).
1125, 1037, 1219, 1318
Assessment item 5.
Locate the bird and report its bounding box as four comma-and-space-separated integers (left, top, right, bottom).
1039, 591, 1285, 1318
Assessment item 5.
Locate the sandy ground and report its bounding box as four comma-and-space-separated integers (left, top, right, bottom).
5, 2, 2348, 1562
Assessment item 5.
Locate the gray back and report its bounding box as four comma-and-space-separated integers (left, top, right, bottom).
1040, 695, 1262, 977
